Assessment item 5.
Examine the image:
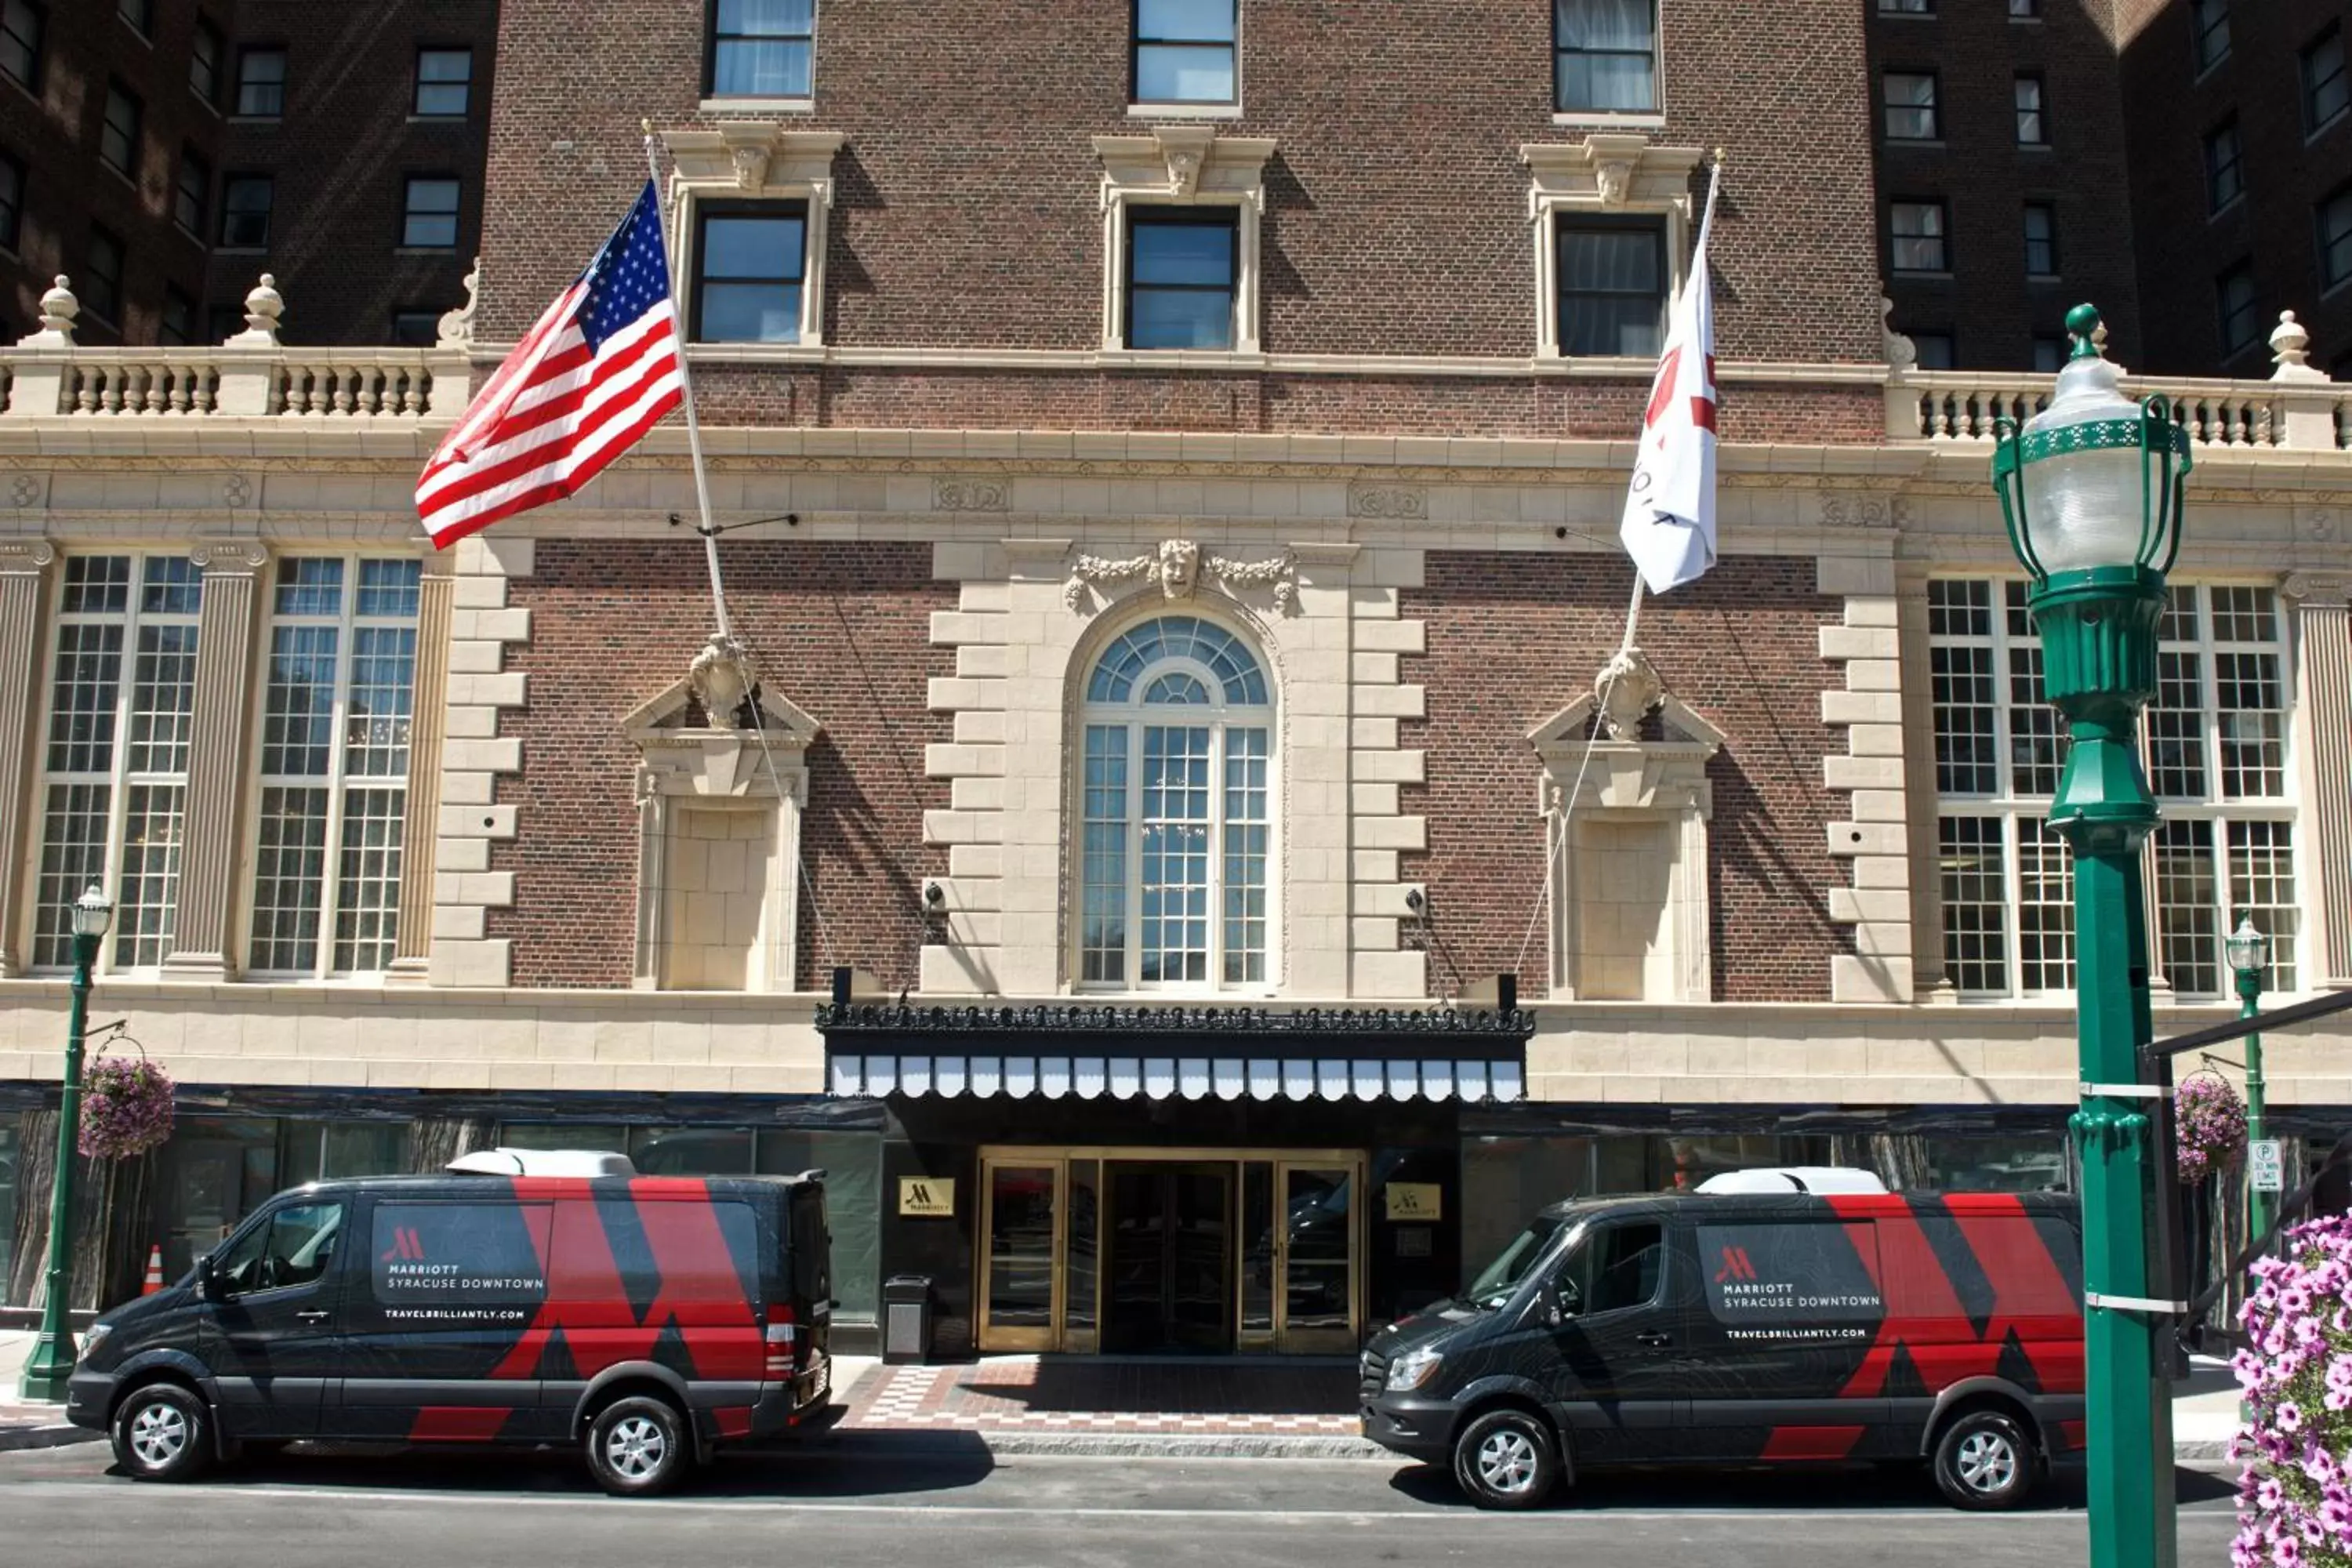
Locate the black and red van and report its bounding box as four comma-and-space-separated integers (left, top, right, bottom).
64, 1154, 834, 1496
1360, 1184, 2083, 1510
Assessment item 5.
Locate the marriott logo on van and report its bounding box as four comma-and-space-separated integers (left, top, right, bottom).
1714, 1245, 1757, 1283
379, 1226, 426, 1263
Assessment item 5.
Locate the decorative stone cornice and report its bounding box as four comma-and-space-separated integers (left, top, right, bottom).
1520, 136, 1704, 219
1063, 536, 1298, 614
662, 124, 846, 202
189, 536, 269, 572
1093, 128, 1278, 208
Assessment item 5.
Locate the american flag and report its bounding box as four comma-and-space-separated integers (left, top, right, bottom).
416, 182, 684, 548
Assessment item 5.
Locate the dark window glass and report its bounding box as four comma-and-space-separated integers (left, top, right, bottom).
1697, 1221, 1884, 1326
692, 205, 806, 343
2008, 0, 2040, 16
1555, 215, 1664, 356
116, 0, 148, 34
1891, 199, 1947, 272
2306, 27, 2347, 134
1559, 1221, 1664, 1316
160, 288, 193, 346
414, 48, 470, 116
236, 47, 285, 116
1555, 0, 1655, 114
2216, 262, 2259, 354
369, 1202, 548, 1311
2193, 0, 2229, 72
1, 0, 40, 91
709, 0, 813, 97
1911, 331, 1955, 371
2024, 203, 2058, 277
1877, 0, 1933, 13
174, 147, 209, 235
1134, 0, 1236, 104
100, 82, 141, 178
191, 17, 222, 103
1126, 208, 1236, 350
220, 174, 271, 248
2205, 120, 2242, 212
401, 176, 460, 248
2320, 187, 2352, 291
0, 152, 21, 252
2014, 75, 2045, 145
390, 309, 440, 346
1883, 71, 1937, 140
216, 1200, 343, 1296
2031, 335, 2066, 373
84, 227, 123, 321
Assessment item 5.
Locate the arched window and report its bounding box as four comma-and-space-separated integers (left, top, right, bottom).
1079, 615, 1272, 987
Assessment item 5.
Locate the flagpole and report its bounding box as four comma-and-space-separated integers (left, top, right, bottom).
641, 122, 734, 644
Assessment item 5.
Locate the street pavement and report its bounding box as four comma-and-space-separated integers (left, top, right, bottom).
0, 1439, 2241, 1566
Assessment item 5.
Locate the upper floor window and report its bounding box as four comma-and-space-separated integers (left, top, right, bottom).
1079, 615, 1272, 989
1890, 198, 1948, 273
2031, 334, 2064, 372
249, 557, 423, 978
1877, 0, 1933, 13
414, 48, 472, 117
0, 151, 22, 252
2013, 75, 2045, 146
2205, 119, 2242, 212
1554, 213, 1664, 356
100, 81, 142, 179
1125, 208, 1236, 350
390, 308, 439, 346
2022, 202, 2057, 278
175, 147, 209, 236
401, 176, 460, 249
707, 0, 813, 99
2008, 0, 2040, 16
1555, 0, 1656, 114
2305, 25, 2347, 136
84, 226, 123, 322
1, 0, 41, 93
691, 203, 806, 343
160, 287, 193, 345
236, 46, 285, 117
1911, 329, 1955, 370
2321, 185, 2352, 292
116, 0, 148, 35
190, 17, 223, 104
2216, 260, 2259, 355
1133, 0, 1236, 105
2192, 0, 2229, 73
220, 173, 271, 249
32, 555, 201, 972
1882, 71, 1938, 140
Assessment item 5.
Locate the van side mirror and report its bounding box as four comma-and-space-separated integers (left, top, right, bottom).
1538, 1277, 1580, 1327
193, 1254, 218, 1301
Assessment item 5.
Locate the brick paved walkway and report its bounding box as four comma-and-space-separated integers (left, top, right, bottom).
840, 1356, 1363, 1436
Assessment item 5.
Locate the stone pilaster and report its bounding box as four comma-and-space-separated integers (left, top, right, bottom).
2287, 572, 2352, 989
0, 539, 56, 977
428, 535, 531, 989
1818, 549, 1915, 1003
387, 564, 454, 985
162, 539, 268, 981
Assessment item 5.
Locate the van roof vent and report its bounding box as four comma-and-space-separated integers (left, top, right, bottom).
447, 1147, 638, 1178
1693, 1166, 1888, 1196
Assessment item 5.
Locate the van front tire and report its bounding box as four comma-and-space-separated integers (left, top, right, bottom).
111, 1384, 212, 1483
1931, 1408, 2036, 1511
586, 1396, 691, 1498
1453, 1408, 1559, 1509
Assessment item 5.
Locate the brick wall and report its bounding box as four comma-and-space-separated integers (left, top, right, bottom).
1400, 552, 1847, 1002
489, 540, 952, 992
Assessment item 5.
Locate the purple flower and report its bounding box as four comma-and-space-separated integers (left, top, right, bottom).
77, 1055, 174, 1161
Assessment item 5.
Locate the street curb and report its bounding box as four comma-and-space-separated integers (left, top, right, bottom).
0, 1425, 100, 1454
805, 1428, 1386, 1460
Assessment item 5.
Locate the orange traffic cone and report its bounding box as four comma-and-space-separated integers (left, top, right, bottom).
140, 1243, 164, 1296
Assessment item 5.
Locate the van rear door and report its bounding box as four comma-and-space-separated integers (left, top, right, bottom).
784, 1184, 832, 1383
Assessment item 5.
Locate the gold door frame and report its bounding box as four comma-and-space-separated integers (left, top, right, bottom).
974, 1145, 1367, 1355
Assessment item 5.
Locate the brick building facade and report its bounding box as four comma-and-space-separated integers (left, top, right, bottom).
0, 0, 2347, 1359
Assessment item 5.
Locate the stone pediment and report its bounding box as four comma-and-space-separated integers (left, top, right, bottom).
1527, 658, 1723, 820
623, 665, 820, 802
1527, 691, 1725, 758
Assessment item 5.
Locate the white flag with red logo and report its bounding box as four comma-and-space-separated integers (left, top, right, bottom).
1617, 201, 1719, 594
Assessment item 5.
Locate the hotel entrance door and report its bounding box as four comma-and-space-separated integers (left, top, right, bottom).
1104, 1163, 1232, 1353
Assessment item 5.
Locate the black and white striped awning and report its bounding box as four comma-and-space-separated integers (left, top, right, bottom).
817, 1004, 1534, 1105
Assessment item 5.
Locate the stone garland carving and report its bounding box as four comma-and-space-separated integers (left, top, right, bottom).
1817, 493, 1903, 530
1063, 537, 1298, 615
932, 478, 1010, 513
1347, 483, 1428, 520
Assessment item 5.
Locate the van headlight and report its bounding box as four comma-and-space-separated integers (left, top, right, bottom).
76, 1323, 111, 1363
1385, 1345, 1443, 1392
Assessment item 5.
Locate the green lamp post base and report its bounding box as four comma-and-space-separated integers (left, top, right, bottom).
17, 1338, 77, 1405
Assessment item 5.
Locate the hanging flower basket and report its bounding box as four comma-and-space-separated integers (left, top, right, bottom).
2176, 1069, 2249, 1186
78, 1044, 174, 1162
2234, 1214, 2352, 1564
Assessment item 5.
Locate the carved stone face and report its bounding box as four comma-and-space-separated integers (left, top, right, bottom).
1156, 539, 1201, 599
1594, 160, 1632, 208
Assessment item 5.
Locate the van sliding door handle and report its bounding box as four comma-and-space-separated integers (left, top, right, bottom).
293, 1310, 332, 1323
1634, 1331, 1674, 1347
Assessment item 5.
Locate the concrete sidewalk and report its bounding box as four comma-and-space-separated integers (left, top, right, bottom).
0, 1330, 95, 1454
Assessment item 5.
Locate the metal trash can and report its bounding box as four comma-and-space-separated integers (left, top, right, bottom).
883, 1274, 933, 1364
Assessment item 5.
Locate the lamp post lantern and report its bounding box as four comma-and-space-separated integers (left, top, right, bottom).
1991, 303, 2191, 1568
17, 883, 114, 1404
2226, 914, 2272, 1242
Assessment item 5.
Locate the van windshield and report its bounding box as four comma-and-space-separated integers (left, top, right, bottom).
1465, 1216, 1566, 1308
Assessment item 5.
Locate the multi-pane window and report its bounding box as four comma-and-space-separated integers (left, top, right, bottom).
2321, 186, 2352, 291
220, 173, 271, 248
0, 152, 20, 252
1555, 214, 1664, 357
2206, 120, 2243, 213
2023, 203, 2058, 278
413, 48, 472, 117
2192, 0, 2229, 72
401, 176, 459, 249
2014, 75, 2045, 146
1891, 199, 1948, 273
691, 204, 805, 343
100, 81, 141, 179
175, 147, 209, 236
1555, 0, 1657, 114
1133, 0, 1236, 105
249, 557, 422, 977
2216, 261, 2259, 355
235, 46, 285, 117
84, 226, 123, 322
0, 0, 41, 93
707, 0, 813, 99
1931, 579, 2298, 999
190, 17, 223, 104
1079, 616, 1272, 989
1126, 208, 1236, 350
32, 556, 201, 972
1882, 71, 1938, 140
2307, 27, 2347, 136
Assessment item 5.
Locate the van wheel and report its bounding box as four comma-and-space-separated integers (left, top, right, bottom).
586, 1396, 690, 1498
1453, 1408, 1559, 1509
111, 1384, 212, 1483
1932, 1409, 2036, 1511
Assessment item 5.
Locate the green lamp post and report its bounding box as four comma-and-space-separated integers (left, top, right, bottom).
2227, 914, 2272, 1243
18, 883, 114, 1405
1991, 303, 2190, 1568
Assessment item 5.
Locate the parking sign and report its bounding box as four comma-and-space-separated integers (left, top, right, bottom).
2251, 1139, 2284, 1193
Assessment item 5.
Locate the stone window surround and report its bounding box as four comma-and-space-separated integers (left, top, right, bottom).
1522, 135, 1704, 363
660, 123, 847, 351
1093, 127, 1277, 358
